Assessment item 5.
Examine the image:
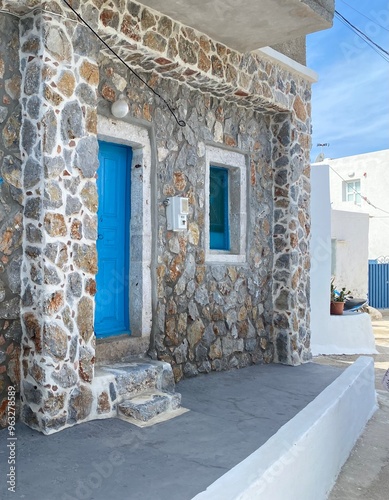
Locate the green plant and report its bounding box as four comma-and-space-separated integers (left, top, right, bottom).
331, 279, 351, 303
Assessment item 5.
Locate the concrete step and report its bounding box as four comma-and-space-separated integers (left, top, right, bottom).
99, 359, 176, 400
118, 391, 182, 422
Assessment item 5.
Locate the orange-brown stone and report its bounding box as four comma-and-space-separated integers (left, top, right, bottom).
57, 71, 75, 97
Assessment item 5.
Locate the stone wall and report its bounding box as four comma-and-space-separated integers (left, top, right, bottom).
0, 13, 22, 428
0, 0, 313, 432
17, 8, 102, 433
97, 56, 312, 379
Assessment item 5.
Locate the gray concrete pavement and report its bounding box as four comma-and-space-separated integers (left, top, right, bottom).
0, 362, 343, 500
314, 310, 389, 500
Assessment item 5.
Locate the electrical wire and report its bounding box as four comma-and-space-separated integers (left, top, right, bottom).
329, 165, 389, 216
61, 0, 186, 127
335, 10, 389, 62
339, 0, 389, 32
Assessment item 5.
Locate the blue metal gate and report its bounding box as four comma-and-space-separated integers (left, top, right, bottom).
368, 261, 389, 309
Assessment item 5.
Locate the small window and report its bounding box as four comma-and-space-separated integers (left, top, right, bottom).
205, 146, 246, 263
343, 180, 361, 205
210, 166, 230, 250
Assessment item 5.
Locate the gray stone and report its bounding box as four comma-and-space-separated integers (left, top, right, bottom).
21, 118, 37, 155
275, 169, 288, 186
198, 360, 211, 373
64, 176, 80, 195
277, 121, 290, 146
24, 61, 40, 95
25, 222, 42, 243
44, 265, 61, 285
22, 284, 33, 307
83, 214, 97, 240
22, 380, 42, 405
67, 272, 82, 299
221, 337, 234, 356
202, 324, 216, 346
26, 95, 41, 120
6, 254, 22, 293
75, 83, 97, 106
44, 25, 72, 62
44, 180, 63, 209
183, 362, 198, 378
174, 340, 188, 364
194, 285, 209, 306
43, 323, 68, 360
44, 156, 65, 178
75, 136, 98, 178
195, 342, 208, 362
42, 109, 57, 154
211, 265, 227, 281
52, 364, 78, 388
0, 297, 20, 319
275, 289, 290, 310
73, 25, 100, 58
69, 335, 78, 363
24, 157, 41, 189
66, 195, 82, 215
118, 391, 181, 422
61, 101, 84, 141
188, 300, 199, 320
109, 382, 117, 402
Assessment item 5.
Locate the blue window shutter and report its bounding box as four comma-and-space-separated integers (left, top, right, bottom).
210, 166, 230, 250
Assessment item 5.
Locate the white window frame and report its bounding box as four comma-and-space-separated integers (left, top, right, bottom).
97, 115, 152, 338
343, 179, 361, 205
205, 146, 247, 263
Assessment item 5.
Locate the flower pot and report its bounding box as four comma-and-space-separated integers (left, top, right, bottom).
330, 301, 345, 315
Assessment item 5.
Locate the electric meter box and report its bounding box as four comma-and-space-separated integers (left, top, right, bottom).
166, 196, 189, 231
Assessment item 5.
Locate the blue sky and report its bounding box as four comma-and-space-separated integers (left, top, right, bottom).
307, 0, 389, 162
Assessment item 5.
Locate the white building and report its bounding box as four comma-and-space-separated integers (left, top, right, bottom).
328, 149, 389, 260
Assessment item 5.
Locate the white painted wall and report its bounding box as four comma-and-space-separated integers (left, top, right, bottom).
328, 149, 389, 260
331, 210, 369, 297
310, 163, 331, 353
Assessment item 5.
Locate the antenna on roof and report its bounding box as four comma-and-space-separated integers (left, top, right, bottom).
315, 143, 330, 162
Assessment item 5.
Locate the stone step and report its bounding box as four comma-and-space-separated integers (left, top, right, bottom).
99, 359, 175, 401
118, 391, 182, 422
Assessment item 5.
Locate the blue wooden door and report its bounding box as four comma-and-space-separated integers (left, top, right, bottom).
95, 141, 132, 338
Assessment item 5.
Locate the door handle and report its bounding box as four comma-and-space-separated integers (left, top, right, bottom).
98, 234, 104, 240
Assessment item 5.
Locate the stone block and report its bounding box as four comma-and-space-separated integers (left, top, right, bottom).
118, 391, 181, 422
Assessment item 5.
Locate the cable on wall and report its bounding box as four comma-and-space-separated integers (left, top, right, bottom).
61, 0, 186, 127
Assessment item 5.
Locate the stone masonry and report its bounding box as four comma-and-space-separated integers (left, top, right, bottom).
0, 13, 23, 428
0, 0, 314, 432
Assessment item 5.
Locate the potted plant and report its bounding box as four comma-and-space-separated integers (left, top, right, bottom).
330, 279, 350, 315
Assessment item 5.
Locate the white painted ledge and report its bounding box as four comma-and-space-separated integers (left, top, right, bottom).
193, 357, 377, 500
311, 311, 378, 356
256, 47, 318, 83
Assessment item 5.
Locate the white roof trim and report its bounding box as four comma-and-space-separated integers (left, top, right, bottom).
256, 47, 318, 83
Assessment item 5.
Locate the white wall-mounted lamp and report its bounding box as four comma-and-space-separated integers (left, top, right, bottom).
111, 95, 129, 118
